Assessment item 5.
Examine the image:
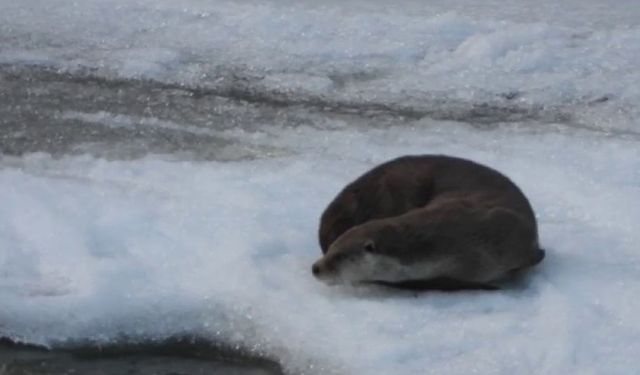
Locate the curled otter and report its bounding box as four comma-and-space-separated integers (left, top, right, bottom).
313, 155, 544, 290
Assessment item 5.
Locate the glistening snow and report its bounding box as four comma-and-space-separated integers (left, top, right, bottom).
1, 1, 640, 374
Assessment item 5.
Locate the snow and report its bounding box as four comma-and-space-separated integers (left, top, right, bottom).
1, 0, 640, 131
1, 0, 640, 374
2, 119, 640, 374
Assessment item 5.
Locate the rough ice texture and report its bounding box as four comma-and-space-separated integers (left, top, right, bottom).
1, 1, 640, 374
1, 0, 640, 131
1, 120, 640, 374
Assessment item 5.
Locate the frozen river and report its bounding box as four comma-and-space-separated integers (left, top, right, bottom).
1, 1, 640, 374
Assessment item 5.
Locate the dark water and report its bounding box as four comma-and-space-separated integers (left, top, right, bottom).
0, 338, 283, 375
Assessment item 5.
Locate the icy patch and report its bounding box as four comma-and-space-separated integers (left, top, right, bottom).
109, 48, 182, 78
1, 121, 639, 374
261, 73, 335, 95
1, 0, 640, 130
61, 111, 229, 138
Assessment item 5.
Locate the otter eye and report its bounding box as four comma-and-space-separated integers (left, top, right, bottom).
363, 240, 376, 253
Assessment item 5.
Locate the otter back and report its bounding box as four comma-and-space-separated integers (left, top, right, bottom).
314, 154, 543, 289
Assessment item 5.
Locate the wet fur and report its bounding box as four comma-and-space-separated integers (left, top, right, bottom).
316, 155, 543, 290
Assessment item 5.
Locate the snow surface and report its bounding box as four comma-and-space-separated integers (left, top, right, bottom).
2, 119, 640, 374
1, 0, 640, 374
1, 0, 640, 131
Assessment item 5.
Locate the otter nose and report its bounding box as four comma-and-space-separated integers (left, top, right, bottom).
311, 263, 321, 276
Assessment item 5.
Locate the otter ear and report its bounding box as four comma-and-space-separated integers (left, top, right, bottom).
363, 240, 376, 253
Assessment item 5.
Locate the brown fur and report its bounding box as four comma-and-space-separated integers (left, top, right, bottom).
314, 155, 544, 289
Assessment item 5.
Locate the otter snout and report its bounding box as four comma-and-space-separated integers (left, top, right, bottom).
311, 263, 321, 276
311, 258, 336, 281
311, 259, 327, 278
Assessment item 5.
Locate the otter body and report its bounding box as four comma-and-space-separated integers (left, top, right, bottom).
313, 155, 544, 290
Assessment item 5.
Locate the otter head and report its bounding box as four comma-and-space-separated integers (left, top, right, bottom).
311, 219, 411, 285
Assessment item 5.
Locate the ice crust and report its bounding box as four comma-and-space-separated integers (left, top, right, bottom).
1, 0, 640, 130
1, 120, 639, 374
1, 0, 640, 373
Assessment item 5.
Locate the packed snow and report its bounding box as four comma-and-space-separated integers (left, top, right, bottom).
1, 0, 640, 131
1, 0, 640, 374
2, 119, 639, 374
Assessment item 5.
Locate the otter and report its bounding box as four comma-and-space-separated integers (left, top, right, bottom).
312, 155, 544, 290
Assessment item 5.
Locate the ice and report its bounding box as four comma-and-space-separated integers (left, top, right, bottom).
2, 0, 640, 373
1, 0, 640, 131
1, 119, 640, 374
